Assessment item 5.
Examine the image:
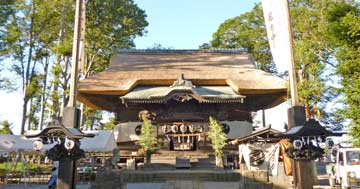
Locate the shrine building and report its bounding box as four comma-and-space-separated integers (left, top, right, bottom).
77, 49, 287, 159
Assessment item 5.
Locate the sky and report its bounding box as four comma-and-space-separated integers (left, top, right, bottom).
0, 0, 291, 135
133, 0, 260, 49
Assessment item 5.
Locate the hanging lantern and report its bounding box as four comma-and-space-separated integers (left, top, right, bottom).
33, 140, 44, 151
293, 139, 303, 150
180, 124, 187, 133
171, 125, 178, 133
162, 125, 168, 134
64, 137, 75, 150
189, 125, 196, 133
197, 125, 204, 133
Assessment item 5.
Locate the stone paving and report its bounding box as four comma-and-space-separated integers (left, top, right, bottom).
0, 184, 91, 189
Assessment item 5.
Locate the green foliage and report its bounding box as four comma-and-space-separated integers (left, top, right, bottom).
211, 4, 275, 73
324, 1, 360, 146
83, 107, 102, 130
138, 118, 157, 153
0, 0, 148, 132
103, 116, 116, 130
0, 162, 50, 172
0, 120, 13, 134
208, 117, 227, 158
85, 0, 148, 75
209, 1, 353, 128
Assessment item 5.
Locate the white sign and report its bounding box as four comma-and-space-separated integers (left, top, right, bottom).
239, 143, 280, 176
261, 0, 292, 73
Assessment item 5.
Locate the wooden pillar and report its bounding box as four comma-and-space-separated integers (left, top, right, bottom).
57, 0, 85, 187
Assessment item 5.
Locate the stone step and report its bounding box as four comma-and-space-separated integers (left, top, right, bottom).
122, 171, 242, 183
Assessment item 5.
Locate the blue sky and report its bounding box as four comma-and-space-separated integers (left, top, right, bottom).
2, 0, 289, 135
134, 0, 260, 49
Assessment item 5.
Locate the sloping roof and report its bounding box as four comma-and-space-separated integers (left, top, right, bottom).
121, 86, 246, 104
275, 120, 343, 139
80, 130, 116, 152
230, 127, 282, 144
78, 49, 287, 110
0, 134, 55, 152
0, 131, 116, 153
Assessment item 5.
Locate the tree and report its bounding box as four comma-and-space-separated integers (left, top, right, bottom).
83, 0, 148, 76
211, 4, 276, 73
138, 118, 157, 164
78, 0, 148, 130
0, 0, 15, 89
209, 1, 342, 127
208, 116, 227, 168
0, 120, 13, 134
0, 0, 148, 134
0, 0, 69, 134
82, 107, 102, 130
103, 116, 116, 130
324, 1, 360, 146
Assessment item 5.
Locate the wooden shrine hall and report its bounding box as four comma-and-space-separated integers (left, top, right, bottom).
77, 49, 287, 159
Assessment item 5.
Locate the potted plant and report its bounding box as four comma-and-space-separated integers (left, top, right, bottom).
138, 117, 157, 164
208, 116, 227, 168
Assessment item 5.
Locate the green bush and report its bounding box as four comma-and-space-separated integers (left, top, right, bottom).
0, 162, 50, 172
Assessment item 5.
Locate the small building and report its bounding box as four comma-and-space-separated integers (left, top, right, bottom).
230, 128, 293, 189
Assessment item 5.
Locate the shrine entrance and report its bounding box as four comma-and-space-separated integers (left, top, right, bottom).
161, 122, 205, 151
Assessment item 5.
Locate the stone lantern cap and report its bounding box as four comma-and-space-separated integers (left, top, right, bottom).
25, 125, 95, 140
275, 119, 343, 140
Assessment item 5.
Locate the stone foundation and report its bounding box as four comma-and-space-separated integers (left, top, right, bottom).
91, 170, 273, 189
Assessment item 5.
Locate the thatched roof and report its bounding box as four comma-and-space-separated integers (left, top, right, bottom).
78, 49, 287, 111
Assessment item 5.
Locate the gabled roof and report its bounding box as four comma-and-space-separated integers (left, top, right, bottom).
78, 49, 287, 111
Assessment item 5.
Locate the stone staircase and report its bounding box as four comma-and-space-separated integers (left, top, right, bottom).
150, 149, 216, 170
122, 170, 242, 183
93, 170, 273, 189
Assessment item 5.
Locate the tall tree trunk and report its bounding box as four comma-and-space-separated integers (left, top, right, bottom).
27, 97, 33, 130
20, 95, 28, 134
39, 56, 49, 130
20, 1, 36, 135
61, 56, 70, 113
51, 1, 66, 121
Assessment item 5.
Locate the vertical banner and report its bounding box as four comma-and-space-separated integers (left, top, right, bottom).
261, 0, 292, 73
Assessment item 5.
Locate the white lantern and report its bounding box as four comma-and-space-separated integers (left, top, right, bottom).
293, 139, 303, 150
171, 125, 178, 133
64, 137, 75, 150
189, 125, 196, 133
180, 124, 187, 133
33, 140, 44, 151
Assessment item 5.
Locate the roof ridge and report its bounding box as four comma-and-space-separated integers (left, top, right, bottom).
118, 48, 248, 53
